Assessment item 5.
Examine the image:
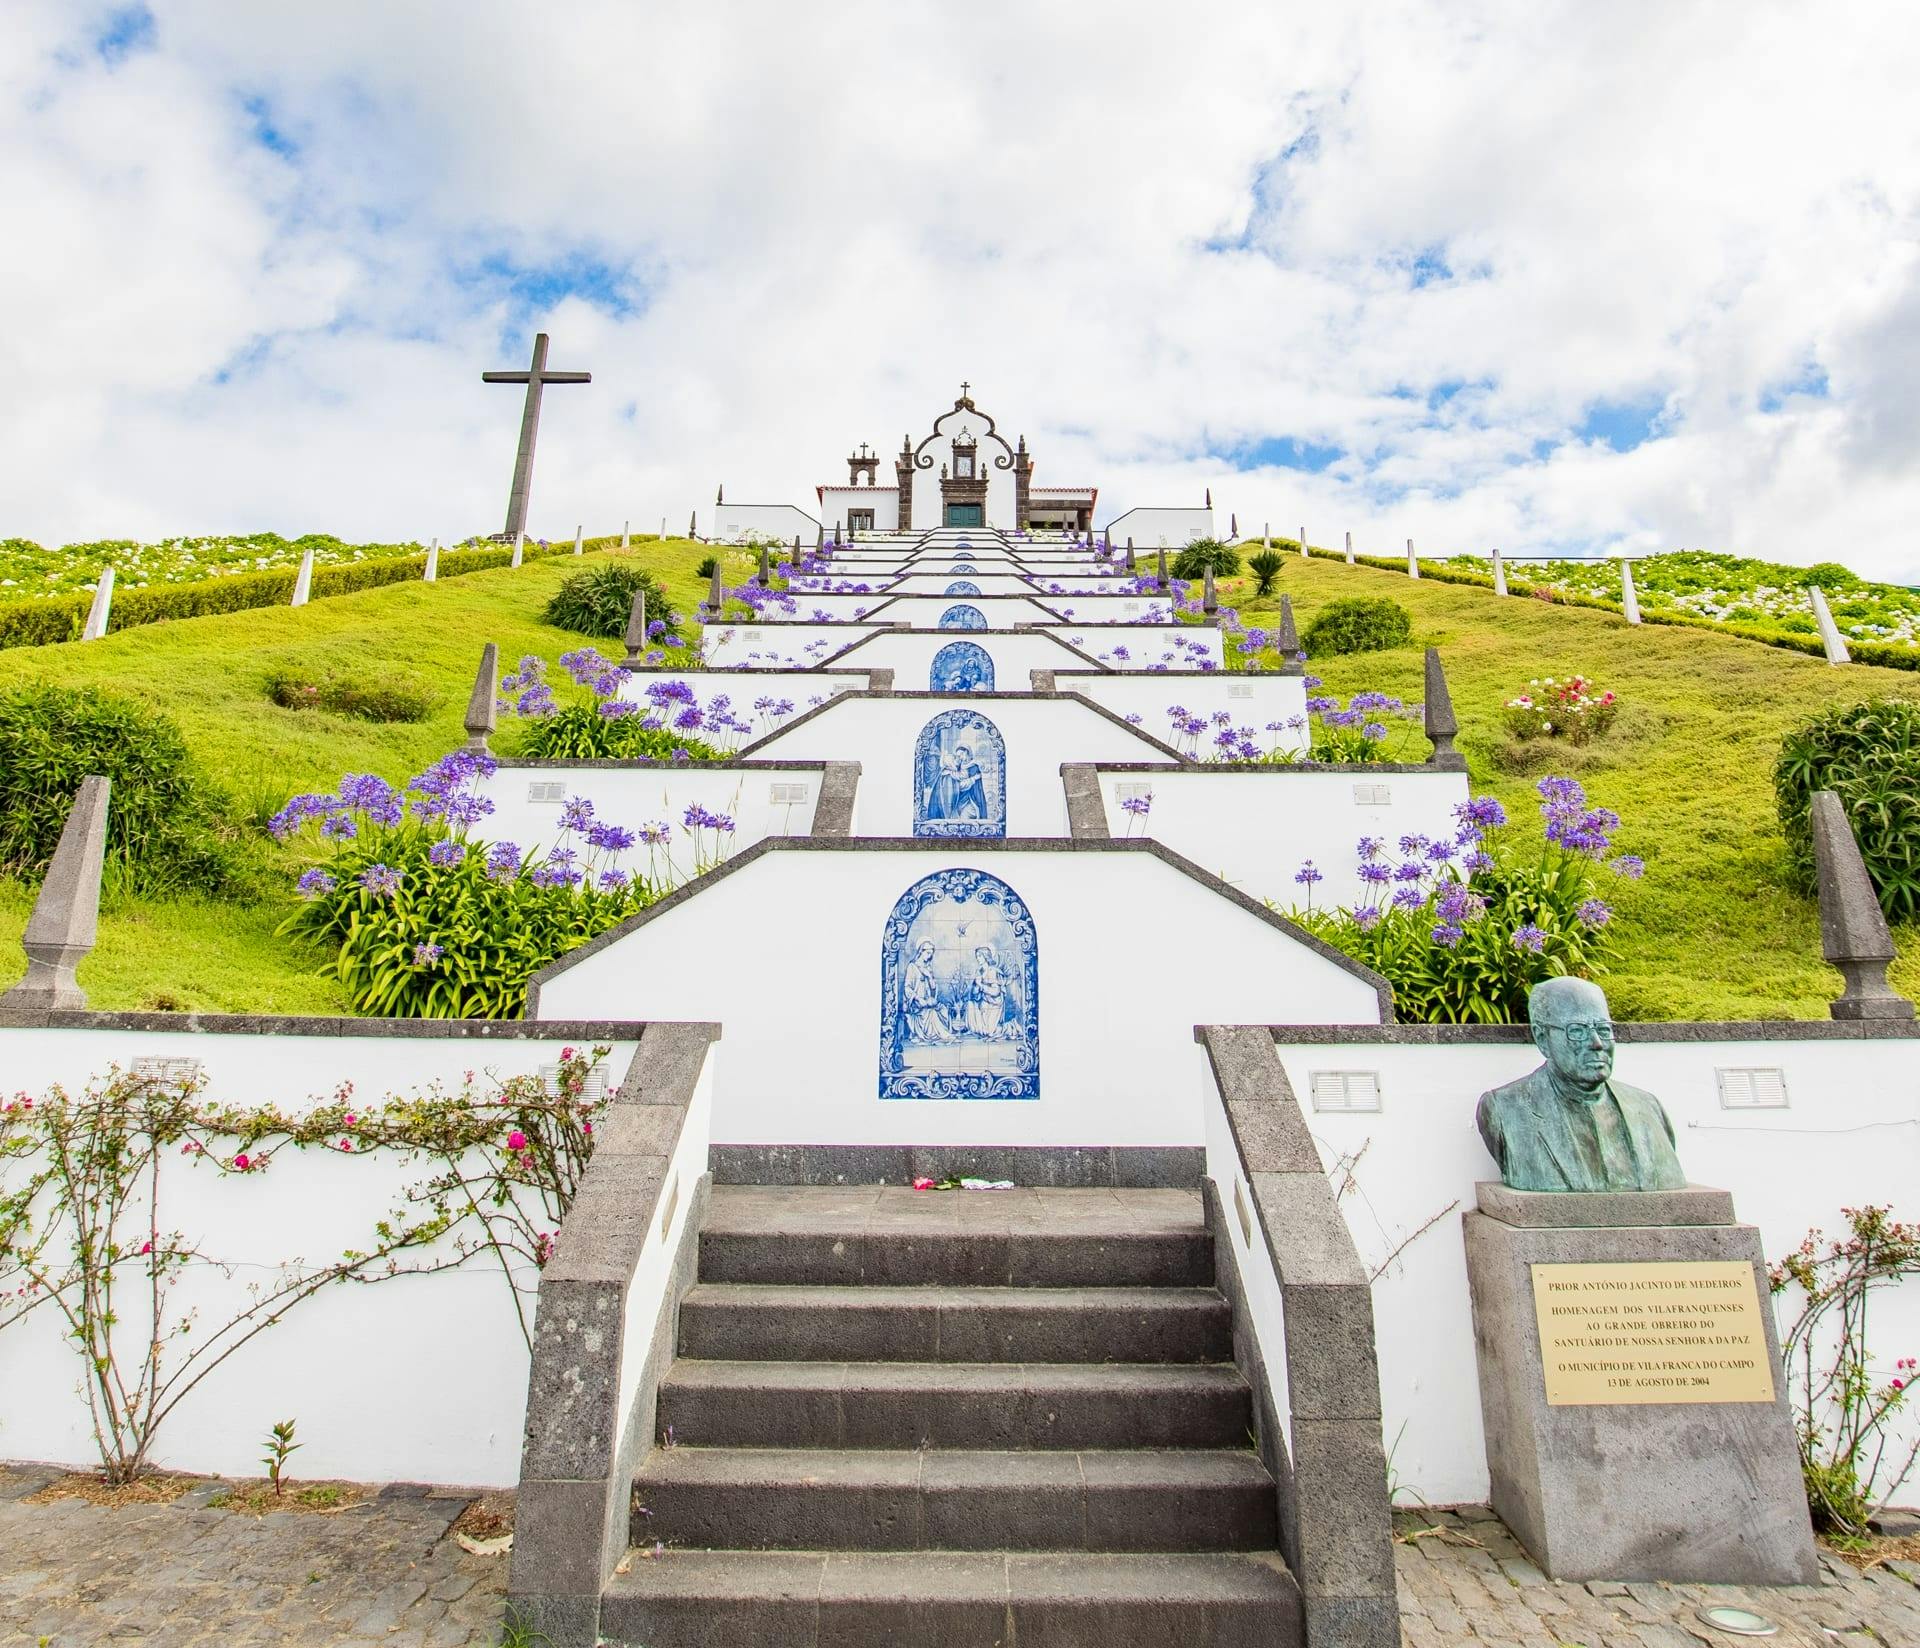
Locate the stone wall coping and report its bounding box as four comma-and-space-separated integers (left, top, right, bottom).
488, 757, 837, 772
1194, 1024, 1398, 1644
1083, 759, 1461, 776
0, 1010, 655, 1038
525, 835, 1396, 1020
1259, 1020, 1920, 1043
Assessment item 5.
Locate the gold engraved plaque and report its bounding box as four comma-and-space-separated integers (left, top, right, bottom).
1530, 1261, 1776, 1406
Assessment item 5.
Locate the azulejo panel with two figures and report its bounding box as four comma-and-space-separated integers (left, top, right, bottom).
914, 709, 1006, 838
930, 640, 994, 692
938, 603, 989, 630
878, 868, 1039, 1100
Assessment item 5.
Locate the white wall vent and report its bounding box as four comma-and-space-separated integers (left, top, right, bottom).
541, 1062, 612, 1104
131, 1056, 205, 1088
1227, 683, 1255, 699
743, 629, 764, 640
769, 783, 811, 805
528, 782, 566, 803
1114, 781, 1154, 803
1352, 783, 1393, 806
1716, 1068, 1789, 1110
1310, 1070, 1383, 1113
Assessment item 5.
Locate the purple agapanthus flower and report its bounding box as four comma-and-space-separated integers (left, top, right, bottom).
428, 839, 464, 866
485, 841, 522, 882
295, 868, 335, 898
1511, 924, 1548, 953
359, 864, 403, 896
413, 942, 443, 965
1577, 899, 1612, 927
1611, 855, 1645, 879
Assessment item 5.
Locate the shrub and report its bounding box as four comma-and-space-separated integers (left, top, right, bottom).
273, 752, 695, 1017
1302, 596, 1413, 657
1247, 549, 1286, 596
1296, 778, 1641, 1023
0, 685, 232, 891
265, 671, 437, 724
544, 563, 681, 643
695, 556, 720, 580
1172, 539, 1241, 580
1775, 698, 1920, 922
500, 649, 733, 758
1500, 675, 1620, 745
1800, 562, 1862, 593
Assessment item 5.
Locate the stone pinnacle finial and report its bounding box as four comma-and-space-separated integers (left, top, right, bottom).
1229, 512, 1238, 540
465, 643, 499, 752
1205, 486, 1213, 508
1125, 538, 1136, 572
758, 544, 771, 587
1275, 595, 1302, 676
1203, 561, 1218, 614
624, 589, 648, 667
1, 776, 109, 1014
290, 546, 315, 607
1811, 790, 1914, 1021
688, 509, 698, 540
1157, 547, 1169, 589
708, 563, 724, 615
1491, 545, 1508, 596
1424, 646, 1465, 770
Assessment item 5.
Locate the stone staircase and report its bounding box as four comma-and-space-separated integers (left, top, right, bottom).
599, 1182, 1302, 1646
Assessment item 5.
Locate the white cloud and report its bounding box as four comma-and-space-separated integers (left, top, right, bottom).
4, 0, 1919, 577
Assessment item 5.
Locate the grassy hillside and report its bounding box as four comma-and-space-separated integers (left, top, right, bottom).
0, 536, 1914, 1020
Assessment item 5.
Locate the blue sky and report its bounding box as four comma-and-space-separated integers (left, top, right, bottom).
6, 0, 1919, 578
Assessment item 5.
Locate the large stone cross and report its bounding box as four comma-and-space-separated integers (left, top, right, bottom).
483, 332, 590, 541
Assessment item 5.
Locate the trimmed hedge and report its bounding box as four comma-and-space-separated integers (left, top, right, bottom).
1304, 547, 1920, 673
0, 539, 666, 653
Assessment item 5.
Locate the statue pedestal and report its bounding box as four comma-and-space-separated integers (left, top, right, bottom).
1463, 1182, 1816, 1584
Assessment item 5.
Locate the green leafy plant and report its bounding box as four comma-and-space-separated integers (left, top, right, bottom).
501, 649, 722, 760
1296, 779, 1638, 1023
1500, 675, 1621, 745
543, 562, 681, 643
1774, 698, 1920, 922
1172, 539, 1241, 580
1247, 549, 1286, 596
262, 1419, 301, 1498
0, 684, 234, 892
1302, 596, 1413, 657
1771, 1205, 1920, 1539
694, 555, 720, 580
265, 670, 437, 724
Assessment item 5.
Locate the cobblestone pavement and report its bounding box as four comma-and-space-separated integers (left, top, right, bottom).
6, 1462, 1918, 1648
0, 1465, 508, 1648
1398, 1506, 1920, 1648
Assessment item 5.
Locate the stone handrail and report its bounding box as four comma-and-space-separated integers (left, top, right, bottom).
1195, 1023, 1398, 1648
507, 1020, 722, 1648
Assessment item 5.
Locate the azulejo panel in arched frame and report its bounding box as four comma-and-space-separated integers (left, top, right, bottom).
950, 563, 978, 575
929, 640, 994, 692
879, 867, 1039, 1101
914, 709, 1006, 839
944, 580, 982, 596
938, 603, 988, 630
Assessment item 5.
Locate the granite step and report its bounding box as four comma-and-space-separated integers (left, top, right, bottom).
631, 1446, 1278, 1552
698, 1183, 1213, 1288
656, 1359, 1253, 1450
676, 1282, 1234, 1365
599, 1548, 1303, 1647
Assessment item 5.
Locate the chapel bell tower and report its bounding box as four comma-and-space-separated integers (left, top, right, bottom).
848, 442, 879, 486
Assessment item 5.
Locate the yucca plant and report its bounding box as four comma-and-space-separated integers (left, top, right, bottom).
1776, 699, 1920, 922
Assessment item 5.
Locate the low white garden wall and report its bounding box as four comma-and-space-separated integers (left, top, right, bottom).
746, 695, 1176, 836
0, 1023, 650, 1487
1255, 1029, 1920, 1508
1054, 624, 1227, 669
531, 845, 1387, 1148
827, 629, 1104, 690
1058, 671, 1310, 756
701, 621, 888, 669
1097, 766, 1471, 907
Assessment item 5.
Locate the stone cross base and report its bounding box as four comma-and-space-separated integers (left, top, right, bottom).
1463, 1182, 1816, 1585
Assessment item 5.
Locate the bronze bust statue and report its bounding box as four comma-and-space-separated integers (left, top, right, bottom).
1475, 977, 1686, 1193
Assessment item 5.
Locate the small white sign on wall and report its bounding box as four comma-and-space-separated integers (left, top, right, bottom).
1310, 1070, 1383, 1113
768, 783, 811, 805
528, 782, 566, 803
1716, 1068, 1789, 1110
1352, 784, 1393, 806
1227, 683, 1254, 699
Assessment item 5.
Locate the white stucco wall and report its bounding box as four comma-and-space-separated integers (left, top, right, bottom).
745, 695, 1177, 835
1106, 506, 1215, 547
701, 621, 888, 669
908, 406, 1019, 527
534, 847, 1383, 1145
825, 628, 1104, 690
713, 503, 819, 544
1053, 624, 1226, 669
1099, 767, 1470, 908
0, 1028, 648, 1485
611, 670, 871, 728
1056, 671, 1309, 746
1239, 1034, 1920, 1509
818, 487, 901, 533
471, 763, 834, 882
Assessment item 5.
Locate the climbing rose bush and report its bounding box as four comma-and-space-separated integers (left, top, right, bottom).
1294, 777, 1642, 1023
